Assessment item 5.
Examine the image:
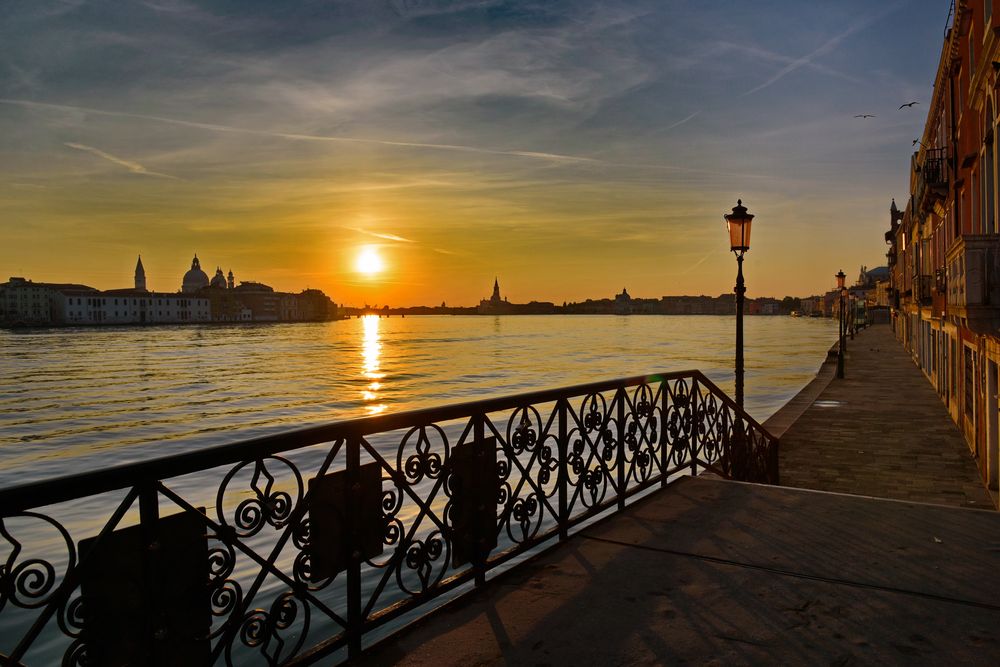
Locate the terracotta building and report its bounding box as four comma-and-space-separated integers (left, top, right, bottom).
886, 0, 1000, 496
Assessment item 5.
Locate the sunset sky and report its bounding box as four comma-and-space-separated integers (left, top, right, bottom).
1, 1, 946, 306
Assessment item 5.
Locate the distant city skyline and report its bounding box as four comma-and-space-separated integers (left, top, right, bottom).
1, 1, 945, 304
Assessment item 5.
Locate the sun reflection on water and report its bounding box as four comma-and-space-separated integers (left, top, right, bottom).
361, 315, 386, 414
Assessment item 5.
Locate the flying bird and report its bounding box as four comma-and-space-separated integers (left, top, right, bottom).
854, 114, 876, 118
899, 102, 920, 109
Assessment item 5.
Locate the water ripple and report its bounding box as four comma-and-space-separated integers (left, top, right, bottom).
0, 315, 836, 485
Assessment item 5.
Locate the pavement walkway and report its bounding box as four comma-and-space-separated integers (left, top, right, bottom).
363, 477, 1000, 665
776, 324, 995, 509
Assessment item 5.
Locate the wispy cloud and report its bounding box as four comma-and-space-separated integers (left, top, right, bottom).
743, 1, 908, 96
680, 251, 714, 275
345, 227, 415, 243
664, 111, 700, 131
723, 42, 863, 87
64, 142, 180, 179
1, 98, 759, 179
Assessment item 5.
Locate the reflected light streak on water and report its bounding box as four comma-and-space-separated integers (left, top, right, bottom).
0, 315, 838, 485
361, 315, 386, 415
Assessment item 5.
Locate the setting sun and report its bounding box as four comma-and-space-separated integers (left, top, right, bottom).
356, 247, 384, 276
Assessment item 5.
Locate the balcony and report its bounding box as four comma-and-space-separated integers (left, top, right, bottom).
914, 147, 948, 216
933, 268, 947, 317
915, 274, 934, 307
946, 235, 1000, 328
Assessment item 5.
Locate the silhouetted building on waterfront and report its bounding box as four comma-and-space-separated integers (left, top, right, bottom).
0, 253, 340, 327
478, 277, 513, 314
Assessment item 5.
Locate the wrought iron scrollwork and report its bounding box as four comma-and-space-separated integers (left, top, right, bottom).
228, 590, 308, 667
217, 457, 303, 539
0, 513, 76, 613
398, 425, 449, 484
207, 539, 242, 637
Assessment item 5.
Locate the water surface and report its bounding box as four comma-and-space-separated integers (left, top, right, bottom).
0, 315, 836, 485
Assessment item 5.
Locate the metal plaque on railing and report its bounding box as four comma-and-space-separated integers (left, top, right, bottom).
448, 436, 498, 568
78, 510, 210, 666
309, 461, 383, 579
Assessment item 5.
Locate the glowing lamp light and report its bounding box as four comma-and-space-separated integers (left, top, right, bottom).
724, 199, 754, 254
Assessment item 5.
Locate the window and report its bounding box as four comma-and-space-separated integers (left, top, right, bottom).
966, 346, 976, 417
970, 24, 976, 82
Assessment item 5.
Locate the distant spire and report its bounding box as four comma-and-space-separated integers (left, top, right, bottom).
134, 254, 147, 292
890, 198, 898, 213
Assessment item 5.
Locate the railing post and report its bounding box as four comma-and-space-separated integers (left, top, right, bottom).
730, 410, 742, 480
346, 435, 362, 658
138, 481, 160, 666
659, 381, 668, 487
473, 413, 488, 587
616, 388, 626, 510
557, 399, 569, 540
690, 379, 699, 477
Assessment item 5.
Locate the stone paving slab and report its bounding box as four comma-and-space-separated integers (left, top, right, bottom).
778, 324, 995, 509
362, 477, 1000, 665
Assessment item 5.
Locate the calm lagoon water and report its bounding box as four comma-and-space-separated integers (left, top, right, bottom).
0, 314, 836, 485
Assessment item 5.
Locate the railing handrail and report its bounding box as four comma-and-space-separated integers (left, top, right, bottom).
0, 369, 773, 514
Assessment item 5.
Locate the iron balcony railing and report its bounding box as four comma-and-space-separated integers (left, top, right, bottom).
916, 274, 934, 306
915, 147, 948, 215
0, 370, 776, 666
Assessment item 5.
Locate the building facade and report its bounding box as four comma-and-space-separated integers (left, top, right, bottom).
886, 0, 1000, 496
1, 254, 339, 327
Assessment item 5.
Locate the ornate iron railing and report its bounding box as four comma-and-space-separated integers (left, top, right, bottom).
0, 370, 776, 666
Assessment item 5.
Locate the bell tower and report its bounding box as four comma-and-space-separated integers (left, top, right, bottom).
134, 255, 147, 292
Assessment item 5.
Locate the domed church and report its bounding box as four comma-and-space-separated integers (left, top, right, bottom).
181, 255, 210, 293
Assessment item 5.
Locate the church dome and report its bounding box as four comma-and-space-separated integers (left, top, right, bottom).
210, 267, 227, 289
182, 255, 210, 293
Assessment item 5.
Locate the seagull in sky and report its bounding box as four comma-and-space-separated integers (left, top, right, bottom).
899, 101, 920, 109
854, 114, 876, 118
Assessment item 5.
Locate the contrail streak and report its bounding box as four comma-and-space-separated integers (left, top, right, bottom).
64, 142, 179, 179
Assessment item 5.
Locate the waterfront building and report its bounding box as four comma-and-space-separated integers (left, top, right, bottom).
0, 277, 98, 326
0, 253, 340, 327
478, 277, 513, 314
885, 0, 1000, 495
657, 294, 734, 315
613, 287, 633, 315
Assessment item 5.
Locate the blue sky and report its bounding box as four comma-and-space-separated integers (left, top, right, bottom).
0, 0, 948, 304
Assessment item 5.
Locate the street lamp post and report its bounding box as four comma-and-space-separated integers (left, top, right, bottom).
725, 199, 754, 409
849, 294, 856, 339
836, 270, 846, 379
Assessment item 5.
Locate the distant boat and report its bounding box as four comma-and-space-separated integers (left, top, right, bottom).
809, 312, 822, 318
790, 311, 802, 317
